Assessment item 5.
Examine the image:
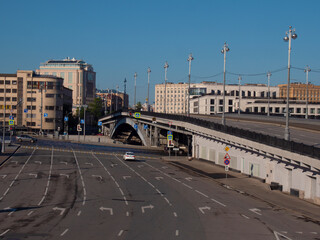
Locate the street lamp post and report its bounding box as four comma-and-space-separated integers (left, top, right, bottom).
238, 75, 241, 116
221, 42, 230, 126
267, 72, 272, 117
187, 53, 194, 117
305, 66, 311, 119
2, 77, 6, 153
164, 61, 169, 114
134, 72, 137, 109
116, 85, 119, 111
147, 67, 151, 112
283, 26, 297, 141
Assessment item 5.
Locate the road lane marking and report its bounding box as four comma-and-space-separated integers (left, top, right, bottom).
123, 176, 131, 180
126, 211, 129, 216
164, 197, 172, 206
195, 190, 209, 198
60, 173, 69, 178
27, 211, 34, 216
0, 229, 10, 236
34, 161, 42, 165
155, 177, 163, 180
141, 205, 154, 213
173, 212, 178, 217
185, 177, 192, 181
100, 207, 113, 215
241, 214, 250, 219
72, 149, 86, 206
85, 162, 93, 166
118, 230, 124, 237
310, 232, 318, 234
0, 174, 7, 179
60, 229, 69, 237
53, 207, 66, 215
182, 183, 193, 189
273, 231, 292, 240
77, 210, 81, 216
249, 208, 262, 216
211, 198, 226, 207
199, 206, 211, 214
11, 161, 18, 165
60, 161, 68, 165
175, 230, 179, 236
28, 173, 37, 178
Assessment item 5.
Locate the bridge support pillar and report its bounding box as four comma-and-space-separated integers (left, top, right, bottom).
154, 126, 159, 146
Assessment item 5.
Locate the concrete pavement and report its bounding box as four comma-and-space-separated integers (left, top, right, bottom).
163, 155, 320, 223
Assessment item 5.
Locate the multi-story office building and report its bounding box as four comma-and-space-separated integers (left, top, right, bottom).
0, 70, 72, 132
96, 90, 129, 113
155, 81, 278, 114
36, 57, 96, 107
279, 83, 320, 103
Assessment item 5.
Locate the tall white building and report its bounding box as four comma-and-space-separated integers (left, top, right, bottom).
37, 57, 96, 107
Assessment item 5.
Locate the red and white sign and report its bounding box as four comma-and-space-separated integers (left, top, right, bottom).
224, 153, 231, 160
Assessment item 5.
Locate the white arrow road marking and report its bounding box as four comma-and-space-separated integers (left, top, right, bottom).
111, 164, 117, 167
0, 175, 7, 179
60, 174, 69, 178
11, 161, 18, 165
185, 177, 193, 181
118, 230, 124, 237
85, 162, 93, 166
53, 207, 66, 215
123, 176, 131, 180
34, 161, 42, 165
28, 173, 37, 178
60, 229, 69, 237
199, 206, 211, 214
310, 232, 318, 234
60, 161, 68, 165
141, 205, 154, 213
138, 165, 144, 168
92, 175, 102, 181
273, 231, 293, 240
155, 177, 163, 180
162, 166, 168, 169
0, 229, 10, 237
100, 207, 113, 215
249, 208, 262, 216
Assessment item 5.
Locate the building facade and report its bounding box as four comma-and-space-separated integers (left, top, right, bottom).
37, 57, 96, 107
0, 70, 72, 132
279, 83, 320, 103
96, 90, 129, 114
155, 81, 279, 114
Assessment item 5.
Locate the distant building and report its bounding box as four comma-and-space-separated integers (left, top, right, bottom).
0, 70, 72, 132
279, 83, 320, 103
36, 57, 96, 107
96, 89, 128, 114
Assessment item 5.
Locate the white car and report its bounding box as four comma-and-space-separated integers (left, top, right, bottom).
123, 152, 135, 161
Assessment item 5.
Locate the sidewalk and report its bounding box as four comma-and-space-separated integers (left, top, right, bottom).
0, 144, 20, 167
162, 156, 320, 223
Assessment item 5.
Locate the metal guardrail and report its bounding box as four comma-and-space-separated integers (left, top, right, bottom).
105, 111, 320, 160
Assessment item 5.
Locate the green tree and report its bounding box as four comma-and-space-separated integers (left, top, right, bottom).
135, 101, 142, 111
88, 98, 103, 123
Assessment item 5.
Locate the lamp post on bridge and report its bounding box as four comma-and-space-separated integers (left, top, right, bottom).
187, 53, 194, 117
221, 42, 230, 126
164, 61, 169, 114
305, 66, 311, 119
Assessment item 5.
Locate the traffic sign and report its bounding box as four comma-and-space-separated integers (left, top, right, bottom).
167, 139, 174, 148
224, 153, 231, 160
80, 119, 85, 124
225, 165, 229, 171
134, 124, 138, 130
224, 159, 230, 165
167, 134, 173, 140
225, 146, 230, 152
144, 124, 148, 129
44, 113, 48, 117
24, 109, 28, 113
98, 121, 102, 126
134, 112, 141, 118
9, 116, 14, 120
64, 116, 69, 122
77, 124, 82, 132
167, 131, 172, 135
9, 120, 14, 125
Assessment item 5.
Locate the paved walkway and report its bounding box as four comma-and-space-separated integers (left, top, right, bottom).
0, 144, 20, 167
162, 156, 320, 223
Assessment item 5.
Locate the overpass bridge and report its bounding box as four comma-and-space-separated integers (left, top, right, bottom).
99, 111, 320, 204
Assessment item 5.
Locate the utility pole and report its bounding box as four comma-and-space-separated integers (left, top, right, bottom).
134, 72, 137, 108
164, 61, 169, 114
267, 72, 272, 117
238, 75, 241, 117
305, 66, 311, 119
221, 42, 230, 126
187, 53, 194, 117
147, 67, 151, 112
2, 77, 6, 153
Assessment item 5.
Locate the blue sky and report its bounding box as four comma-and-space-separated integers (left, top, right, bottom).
1, 0, 320, 105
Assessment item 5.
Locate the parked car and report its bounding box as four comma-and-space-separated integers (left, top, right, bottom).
123, 152, 135, 161
16, 135, 37, 143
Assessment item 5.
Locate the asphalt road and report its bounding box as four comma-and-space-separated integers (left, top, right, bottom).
0, 140, 319, 239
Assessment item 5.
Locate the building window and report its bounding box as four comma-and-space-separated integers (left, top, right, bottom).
210, 106, 215, 112
60, 72, 65, 78
219, 99, 223, 105
27, 97, 36, 102
45, 106, 55, 110
68, 72, 73, 83
45, 118, 54, 123
26, 114, 36, 118
46, 94, 54, 98
228, 99, 233, 105
12, 97, 17, 101
27, 106, 36, 110
210, 99, 215, 105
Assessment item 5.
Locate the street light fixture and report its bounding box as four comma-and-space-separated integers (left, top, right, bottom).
221, 42, 230, 126
134, 72, 137, 109
238, 75, 241, 117
187, 53, 194, 117
147, 67, 151, 112
283, 26, 297, 141
164, 61, 169, 114
267, 72, 272, 117
304, 66, 311, 119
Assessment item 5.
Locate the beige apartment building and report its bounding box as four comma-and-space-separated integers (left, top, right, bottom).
279, 83, 320, 103
36, 57, 96, 107
0, 70, 72, 132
